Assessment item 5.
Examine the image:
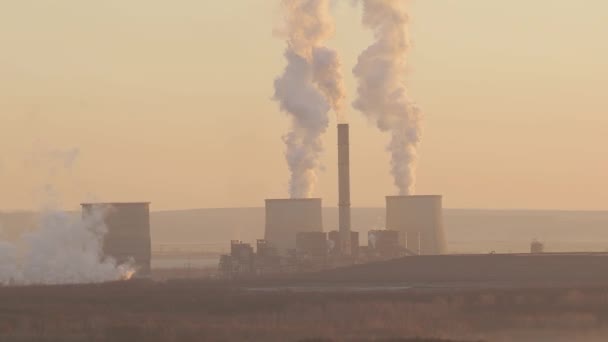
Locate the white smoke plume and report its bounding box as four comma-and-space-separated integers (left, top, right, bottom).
353, 0, 421, 195
274, 0, 346, 198
0, 146, 134, 286
24, 145, 81, 172
275, 51, 329, 198
368, 231, 377, 249
313, 46, 346, 117
50, 147, 80, 169
0, 206, 135, 286
327, 238, 336, 252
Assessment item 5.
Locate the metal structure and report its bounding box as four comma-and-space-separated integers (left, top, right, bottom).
256, 239, 277, 258
230, 240, 255, 273
264, 198, 323, 252
328, 230, 359, 258
255, 239, 280, 274
350, 231, 360, 258
81, 202, 151, 276
337, 123, 352, 255
385, 195, 447, 255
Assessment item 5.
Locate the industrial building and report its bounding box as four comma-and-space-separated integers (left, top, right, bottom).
295, 232, 329, 271
81, 202, 151, 276
219, 239, 293, 278
219, 241, 256, 276
367, 229, 402, 259
296, 232, 328, 259
255, 239, 281, 274
217, 124, 450, 277
386, 195, 447, 255
328, 230, 359, 258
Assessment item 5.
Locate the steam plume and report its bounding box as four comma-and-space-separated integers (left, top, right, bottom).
313, 46, 346, 117
0, 147, 134, 286
0, 206, 134, 285
274, 0, 346, 198
353, 0, 421, 195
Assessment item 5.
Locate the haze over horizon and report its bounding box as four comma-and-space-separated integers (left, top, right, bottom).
2, 0, 607, 211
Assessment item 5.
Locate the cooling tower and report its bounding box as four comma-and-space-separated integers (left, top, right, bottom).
337, 123, 351, 255
265, 198, 323, 252
385, 195, 447, 255
81, 202, 151, 276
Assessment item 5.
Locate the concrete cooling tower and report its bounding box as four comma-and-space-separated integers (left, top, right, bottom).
81, 202, 151, 276
265, 198, 323, 252
386, 195, 447, 255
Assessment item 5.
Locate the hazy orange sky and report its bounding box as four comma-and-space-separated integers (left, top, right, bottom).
1, 0, 607, 211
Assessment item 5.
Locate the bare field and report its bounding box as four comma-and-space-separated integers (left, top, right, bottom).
2, 280, 608, 341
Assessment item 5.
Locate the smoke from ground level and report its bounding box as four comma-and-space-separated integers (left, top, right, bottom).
353, 0, 421, 195
0, 206, 134, 286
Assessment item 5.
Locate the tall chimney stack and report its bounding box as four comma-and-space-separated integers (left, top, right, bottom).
338, 124, 352, 255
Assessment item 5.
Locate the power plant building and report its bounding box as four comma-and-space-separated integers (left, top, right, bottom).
368, 229, 401, 258
81, 202, 151, 276
386, 195, 447, 255
328, 230, 359, 258
264, 198, 323, 252
296, 232, 328, 259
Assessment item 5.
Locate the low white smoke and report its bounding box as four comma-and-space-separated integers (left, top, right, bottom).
0, 143, 134, 286
353, 0, 421, 195
368, 231, 377, 249
24, 145, 81, 172
327, 238, 336, 252
50, 147, 80, 169
274, 0, 346, 198
0, 206, 135, 286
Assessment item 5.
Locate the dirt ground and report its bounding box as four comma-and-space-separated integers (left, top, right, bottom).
2, 279, 608, 341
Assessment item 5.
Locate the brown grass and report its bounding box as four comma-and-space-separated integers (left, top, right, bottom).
2, 280, 608, 341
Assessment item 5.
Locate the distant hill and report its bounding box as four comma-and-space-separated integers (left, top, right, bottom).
2, 208, 608, 253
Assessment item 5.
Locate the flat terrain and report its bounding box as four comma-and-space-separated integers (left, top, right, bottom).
2, 279, 608, 341
306, 253, 608, 284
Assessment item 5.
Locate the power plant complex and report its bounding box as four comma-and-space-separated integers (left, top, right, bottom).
4, 0, 608, 297
3, 125, 604, 285
66, 124, 602, 284
61, 123, 448, 279
219, 123, 448, 277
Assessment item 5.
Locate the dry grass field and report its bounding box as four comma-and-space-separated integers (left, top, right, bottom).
2, 280, 608, 341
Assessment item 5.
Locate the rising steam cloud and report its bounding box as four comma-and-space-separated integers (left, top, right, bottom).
274, 0, 346, 198
353, 0, 421, 195
0, 206, 134, 286
0, 147, 134, 286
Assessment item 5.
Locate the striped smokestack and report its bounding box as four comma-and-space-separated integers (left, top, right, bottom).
338, 123, 351, 255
